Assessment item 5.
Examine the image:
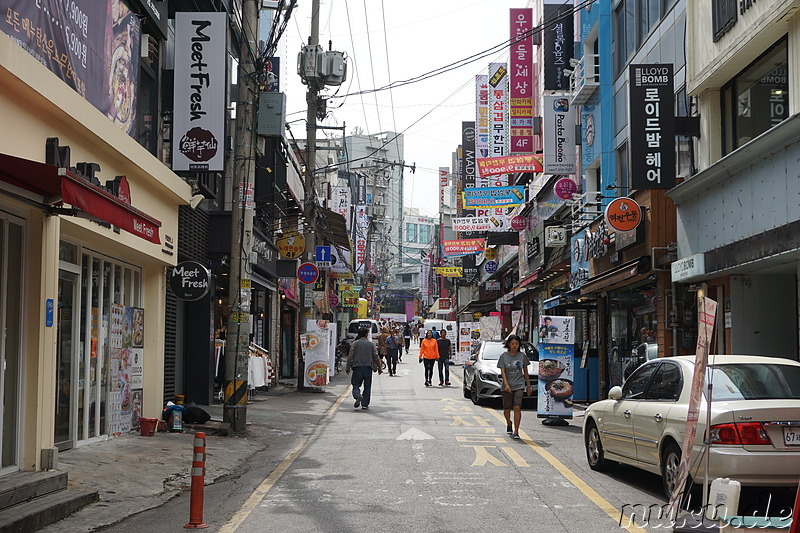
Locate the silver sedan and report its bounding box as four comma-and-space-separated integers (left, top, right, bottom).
462, 340, 539, 405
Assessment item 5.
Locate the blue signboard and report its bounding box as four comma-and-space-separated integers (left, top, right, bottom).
484, 260, 498, 273
46, 298, 54, 327
463, 186, 526, 208
315, 246, 332, 262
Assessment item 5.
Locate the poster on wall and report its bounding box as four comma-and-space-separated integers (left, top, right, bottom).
109, 304, 133, 435
128, 307, 144, 389
303, 324, 330, 388
537, 315, 575, 420
1, 0, 141, 137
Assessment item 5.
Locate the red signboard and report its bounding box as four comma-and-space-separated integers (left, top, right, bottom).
442, 238, 487, 258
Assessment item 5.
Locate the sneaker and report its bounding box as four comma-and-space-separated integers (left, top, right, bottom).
354, 396, 362, 408
439, 381, 444, 386
512, 433, 521, 440
361, 405, 369, 410
445, 382, 451, 386
507, 425, 513, 434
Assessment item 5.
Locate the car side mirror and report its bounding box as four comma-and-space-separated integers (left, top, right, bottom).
608, 386, 623, 400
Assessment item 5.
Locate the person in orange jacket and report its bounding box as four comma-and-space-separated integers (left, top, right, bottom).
418, 330, 439, 387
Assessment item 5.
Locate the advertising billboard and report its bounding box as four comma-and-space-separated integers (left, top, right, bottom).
543, 95, 577, 175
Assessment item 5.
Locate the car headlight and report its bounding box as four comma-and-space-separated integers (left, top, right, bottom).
478, 370, 500, 382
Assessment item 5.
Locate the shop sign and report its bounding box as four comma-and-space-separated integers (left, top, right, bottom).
329, 291, 340, 307
340, 291, 359, 307
484, 248, 498, 261
569, 268, 589, 289
484, 261, 498, 273
486, 281, 501, 291
475, 154, 543, 178
554, 178, 578, 200
629, 64, 675, 189
510, 215, 528, 232
439, 298, 451, 311
433, 266, 463, 277
543, 95, 577, 175
442, 238, 486, 258
173, 12, 226, 171
585, 222, 609, 259
277, 232, 306, 259
671, 253, 705, 282
462, 186, 526, 209
605, 197, 643, 232
169, 261, 210, 301
545, 226, 566, 247
542, 2, 573, 91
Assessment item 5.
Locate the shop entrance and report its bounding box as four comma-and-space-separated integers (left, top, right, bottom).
0, 217, 24, 472
280, 308, 296, 378
56, 242, 142, 449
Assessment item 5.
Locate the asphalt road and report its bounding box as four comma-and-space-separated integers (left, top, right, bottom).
102, 345, 672, 533
225, 348, 668, 533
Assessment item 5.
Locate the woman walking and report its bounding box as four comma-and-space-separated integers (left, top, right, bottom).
377, 326, 389, 367
418, 330, 439, 387
411, 322, 420, 343
497, 334, 533, 439
402, 323, 412, 358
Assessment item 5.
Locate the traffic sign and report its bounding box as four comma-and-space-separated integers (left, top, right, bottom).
315, 246, 332, 267
329, 291, 340, 307
297, 262, 320, 284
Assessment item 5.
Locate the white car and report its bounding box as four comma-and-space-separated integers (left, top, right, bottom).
583, 355, 800, 497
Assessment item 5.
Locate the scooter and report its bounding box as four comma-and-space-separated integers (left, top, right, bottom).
335, 338, 351, 372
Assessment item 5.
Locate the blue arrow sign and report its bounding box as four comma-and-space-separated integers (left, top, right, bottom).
315, 246, 332, 262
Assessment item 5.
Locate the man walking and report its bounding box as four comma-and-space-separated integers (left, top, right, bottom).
386, 328, 400, 376
436, 329, 452, 386
402, 323, 412, 357
346, 327, 383, 409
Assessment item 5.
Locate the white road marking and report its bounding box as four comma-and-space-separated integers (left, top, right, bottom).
396, 427, 435, 440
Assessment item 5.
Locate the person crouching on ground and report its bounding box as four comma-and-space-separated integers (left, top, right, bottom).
346, 327, 383, 409
497, 334, 532, 439
436, 329, 452, 386
419, 330, 439, 387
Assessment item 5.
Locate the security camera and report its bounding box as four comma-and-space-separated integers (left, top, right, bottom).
190, 194, 204, 209
569, 58, 580, 67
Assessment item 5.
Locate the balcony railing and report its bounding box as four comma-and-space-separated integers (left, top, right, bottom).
569, 54, 600, 106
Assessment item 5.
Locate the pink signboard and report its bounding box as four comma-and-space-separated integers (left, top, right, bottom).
442, 238, 487, 258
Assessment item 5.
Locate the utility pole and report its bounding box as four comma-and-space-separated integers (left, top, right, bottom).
224, 0, 259, 431
303, 0, 321, 317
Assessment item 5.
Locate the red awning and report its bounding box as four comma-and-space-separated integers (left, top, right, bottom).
0, 153, 161, 244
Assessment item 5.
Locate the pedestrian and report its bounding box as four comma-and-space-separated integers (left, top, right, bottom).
419, 330, 439, 387
411, 322, 419, 343
346, 327, 383, 409
497, 334, 532, 439
403, 323, 412, 357
386, 328, 400, 376
436, 329, 452, 386
430, 326, 440, 339
377, 327, 389, 366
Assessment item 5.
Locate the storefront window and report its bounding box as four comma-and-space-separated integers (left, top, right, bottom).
607, 284, 658, 387
722, 38, 788, 155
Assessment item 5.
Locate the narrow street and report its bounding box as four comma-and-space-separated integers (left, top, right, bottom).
102, 344, 668, 533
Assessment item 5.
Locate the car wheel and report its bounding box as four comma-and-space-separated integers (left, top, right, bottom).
463, 372, 471, 398
585, 420, 610, 471
470, 381, 482, 405
661, 442, 682, 499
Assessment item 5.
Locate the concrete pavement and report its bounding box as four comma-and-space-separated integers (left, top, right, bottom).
39, 369, 356, 532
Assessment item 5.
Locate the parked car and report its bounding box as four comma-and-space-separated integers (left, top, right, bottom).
583, 355, 800, 498
462, 340, 539, 405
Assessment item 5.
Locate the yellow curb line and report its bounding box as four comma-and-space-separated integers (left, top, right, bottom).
218, 385, 353, 533
450, 375, 647, 533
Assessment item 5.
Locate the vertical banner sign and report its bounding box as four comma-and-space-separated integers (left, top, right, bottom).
439, 167, 449, 210
510, 8, 534, 153
488, 63, 509, 186
543, 2, 574, 91
537, 315, 575, 419
173, 12, 227, 172
331, 186, 352, 230
629, 64, 676, 189
1, 1, 141, 138
420, 255, 431, 303
460, 122, 478, 237
668, 297, 718, 516
476, 75, 491, 184
543, 95, 577, 174
354, 205, 369, 275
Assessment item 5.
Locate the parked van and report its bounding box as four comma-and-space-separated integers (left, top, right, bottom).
346, 319, 380, 342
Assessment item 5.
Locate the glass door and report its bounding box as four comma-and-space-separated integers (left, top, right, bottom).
55, 270, 79, 451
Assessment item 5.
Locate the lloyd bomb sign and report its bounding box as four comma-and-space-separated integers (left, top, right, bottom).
169, 261, 211, 301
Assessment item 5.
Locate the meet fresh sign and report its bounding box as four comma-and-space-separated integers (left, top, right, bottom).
169, 261, 211, 301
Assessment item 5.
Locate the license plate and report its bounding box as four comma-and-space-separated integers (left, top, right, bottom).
782, 427, 800, 446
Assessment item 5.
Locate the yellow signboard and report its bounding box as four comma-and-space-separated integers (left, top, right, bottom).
484, 248, 497, 260
433, 266, 463, 277
276, 232, 306, 259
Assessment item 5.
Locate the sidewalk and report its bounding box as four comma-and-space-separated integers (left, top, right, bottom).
38, 374, 354, 533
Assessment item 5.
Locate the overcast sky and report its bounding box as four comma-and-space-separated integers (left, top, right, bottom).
280, 0, 534, 217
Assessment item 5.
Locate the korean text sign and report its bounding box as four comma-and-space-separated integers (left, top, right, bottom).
629, 64, 675, 189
